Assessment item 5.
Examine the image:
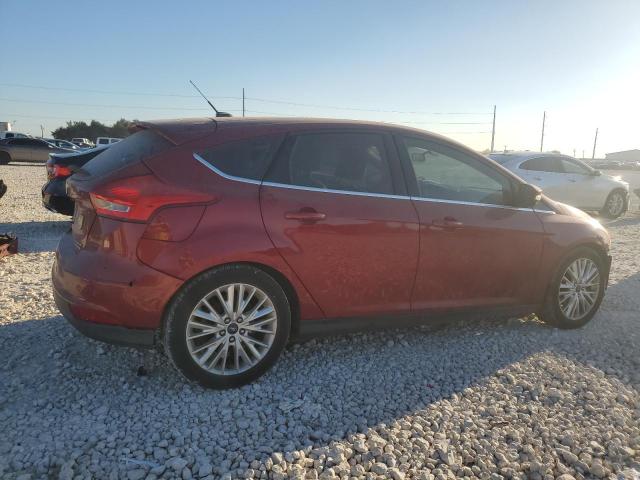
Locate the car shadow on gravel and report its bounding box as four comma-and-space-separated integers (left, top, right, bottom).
0, 220, 69, 253
1, 273, 638, 477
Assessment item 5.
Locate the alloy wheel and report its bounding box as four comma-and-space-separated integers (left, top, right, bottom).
606, 192, 625, 217
558, 258, 601, 321
186, 283, 277, 375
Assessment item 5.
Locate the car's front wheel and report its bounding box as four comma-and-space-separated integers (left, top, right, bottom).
600, 189, 627, 219
0, 152, 10, 165
537, 247, 606, 329
164, 265, 291, 389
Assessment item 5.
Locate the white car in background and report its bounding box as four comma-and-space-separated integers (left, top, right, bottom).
489, 152, 630, 218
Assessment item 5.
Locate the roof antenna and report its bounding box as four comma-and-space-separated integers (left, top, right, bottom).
189, 80, 232, 117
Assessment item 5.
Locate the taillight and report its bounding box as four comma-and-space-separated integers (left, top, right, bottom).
89, 175, 214, 222
46, 161, 72, 179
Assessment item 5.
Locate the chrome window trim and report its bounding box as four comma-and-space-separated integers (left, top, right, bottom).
261, 180, 409, 200
193, 152, 262, 185
193, 152, 550, 213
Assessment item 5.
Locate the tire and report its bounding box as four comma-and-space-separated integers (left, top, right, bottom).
600, 189, 627, 219
537, 247, 607, 329
0, 152, 10, 165
163, 264, 291, 389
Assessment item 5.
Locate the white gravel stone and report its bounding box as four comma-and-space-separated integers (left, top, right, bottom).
1, 164, 639, 479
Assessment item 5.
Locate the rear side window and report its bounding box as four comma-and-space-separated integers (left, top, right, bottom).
196, 135, 282, 181
266, 132, 393, 195
82, 130, 172, 177
520, 157, 563, 173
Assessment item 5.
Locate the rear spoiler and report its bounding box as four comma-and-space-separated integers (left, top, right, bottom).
129, 118, 218, 146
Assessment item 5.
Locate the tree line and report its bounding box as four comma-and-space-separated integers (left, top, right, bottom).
51, 118, 134, 141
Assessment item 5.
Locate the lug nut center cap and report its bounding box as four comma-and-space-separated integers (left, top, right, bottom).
227, 323, 238, 334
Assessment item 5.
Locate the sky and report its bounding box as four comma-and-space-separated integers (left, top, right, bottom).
1, 0, 639, 157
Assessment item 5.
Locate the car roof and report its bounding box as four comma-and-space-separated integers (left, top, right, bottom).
131, 116, 466, 148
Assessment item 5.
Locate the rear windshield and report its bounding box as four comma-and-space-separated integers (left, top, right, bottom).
81, 130, 171, 177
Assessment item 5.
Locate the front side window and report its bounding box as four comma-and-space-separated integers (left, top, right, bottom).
402, 137, 511, 206
197, 135, 282, 181
520, 157, 563, 173
267, 132, 393, 195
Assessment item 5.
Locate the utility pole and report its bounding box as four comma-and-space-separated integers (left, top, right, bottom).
40, 125, 44, 138
540, 111, 546, 152
573, 148, 576, 158
490, 105, 496, 152
592, 128, 598, 159
242, 88, 245, 117
582, 150, 585, 159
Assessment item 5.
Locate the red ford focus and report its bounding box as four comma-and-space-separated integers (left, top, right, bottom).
53, 118, 611, 388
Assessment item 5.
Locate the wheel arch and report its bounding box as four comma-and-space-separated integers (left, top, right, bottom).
159, 260, 301, 340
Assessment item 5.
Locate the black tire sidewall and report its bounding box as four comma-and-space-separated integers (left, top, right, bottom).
543, 247, 607, 329
164, 265, 291, 389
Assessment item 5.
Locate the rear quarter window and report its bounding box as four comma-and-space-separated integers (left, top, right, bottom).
196, 135, 283, 181
81, 130, 172, 177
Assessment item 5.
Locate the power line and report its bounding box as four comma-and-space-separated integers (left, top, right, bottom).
0, 97, 216, 111
0, 82, 492, 116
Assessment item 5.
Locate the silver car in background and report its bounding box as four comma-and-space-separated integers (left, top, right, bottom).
489, 151, 630, 218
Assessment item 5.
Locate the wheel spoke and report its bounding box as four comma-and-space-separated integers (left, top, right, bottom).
238, 287, 256, 315
192, 309, 224, 325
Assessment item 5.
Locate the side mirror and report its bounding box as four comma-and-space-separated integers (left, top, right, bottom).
515, 183, 542, 208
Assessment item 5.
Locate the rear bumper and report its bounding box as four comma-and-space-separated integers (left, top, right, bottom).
52, 230, 183, 346
54, 286, 155, 347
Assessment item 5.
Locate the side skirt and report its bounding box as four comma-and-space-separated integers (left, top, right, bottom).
293, 304, 539, 341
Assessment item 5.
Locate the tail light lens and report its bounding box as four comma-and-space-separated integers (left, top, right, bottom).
89, 175, 214, 222
46, 160, 72, 179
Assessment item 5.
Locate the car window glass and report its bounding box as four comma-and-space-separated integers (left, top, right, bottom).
268, 132, 393, 195
197, 135, 282, 181
402, 136, 510, 206
520, 157, 564, 173
560, 158, 591, 175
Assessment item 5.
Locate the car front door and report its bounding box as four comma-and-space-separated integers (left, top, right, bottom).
558, 157, 605, 208
260, 130, 419, 318
396, 135, 546, 310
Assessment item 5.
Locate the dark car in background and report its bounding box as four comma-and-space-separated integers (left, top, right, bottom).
0, 137, 76, 164
42, 145, 109, 215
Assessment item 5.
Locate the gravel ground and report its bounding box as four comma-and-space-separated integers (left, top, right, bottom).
1, 162, 639, 480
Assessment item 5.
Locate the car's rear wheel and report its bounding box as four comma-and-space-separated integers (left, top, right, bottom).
0, 152, 10, 165
537, 247, 606, 329
600, 189, 627, 218
164, 264, 291, 389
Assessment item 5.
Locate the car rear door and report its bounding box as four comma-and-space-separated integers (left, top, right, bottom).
260, 129, 419, 318
396, 135, 546, 310
7, 139, 33, 161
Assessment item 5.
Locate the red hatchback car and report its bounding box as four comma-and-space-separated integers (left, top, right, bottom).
53, 118, 612, 388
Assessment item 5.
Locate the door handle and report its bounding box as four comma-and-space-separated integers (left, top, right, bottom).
284, 208, 327, 223
568, 178, 577, 183
430, 216, 463, 231
533, 176, 543, 181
